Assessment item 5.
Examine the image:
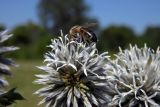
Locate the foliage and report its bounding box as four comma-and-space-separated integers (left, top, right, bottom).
0, 88, 24, 106
38, 0, 98, 34
142, 26, 160, 50
0, 24, 6, 32
5, 22, 53, 59
97, 25, 136, 53
10, 22, 47, 45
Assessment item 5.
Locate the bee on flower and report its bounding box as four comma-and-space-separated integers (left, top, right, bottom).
34, 32, 111, 107
68, 23, 97, 45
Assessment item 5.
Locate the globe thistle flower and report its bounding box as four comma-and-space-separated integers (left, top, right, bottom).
0, 30, 19, 87
0, 30, 24, 106
108, 45, 160, 107
35, 32, 111, 107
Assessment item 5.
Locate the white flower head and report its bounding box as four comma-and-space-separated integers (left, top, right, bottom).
108, 44, 160, 107
0, 30, 19, 88
35, 32, 111, 107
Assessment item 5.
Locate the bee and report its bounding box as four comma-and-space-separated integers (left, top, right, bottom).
68, 23, 97, 44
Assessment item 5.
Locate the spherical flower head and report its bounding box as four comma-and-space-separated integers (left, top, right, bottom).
0, 30, 19, 88
108, 44, 160, 107
34, 32, 111, 107
0, 30, 23, 106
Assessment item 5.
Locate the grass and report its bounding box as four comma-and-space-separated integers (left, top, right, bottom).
7, 60, 45, 107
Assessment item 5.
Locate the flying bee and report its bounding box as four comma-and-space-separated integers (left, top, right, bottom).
68, 23, 97, 44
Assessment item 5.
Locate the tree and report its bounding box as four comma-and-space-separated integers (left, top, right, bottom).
142, 26, 160, 50
0, 24, 6, 31
38, 0, 98, 35
6, 22, 52, 59
97, 25, 136, 53
10, 22, 47, 45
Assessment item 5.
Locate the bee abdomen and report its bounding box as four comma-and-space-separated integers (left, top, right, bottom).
83, 29, 97, 43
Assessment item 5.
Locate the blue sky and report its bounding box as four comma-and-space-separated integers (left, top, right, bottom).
0, 0, 160, 33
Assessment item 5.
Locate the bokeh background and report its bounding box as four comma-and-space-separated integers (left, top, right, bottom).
0, 0, 160, 107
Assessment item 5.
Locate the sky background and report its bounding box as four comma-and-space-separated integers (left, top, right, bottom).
0, 0, 160, 34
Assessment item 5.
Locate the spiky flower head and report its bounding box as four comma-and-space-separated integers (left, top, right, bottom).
108, 45, 160, 107
35, 32, 110, 107
0, 30, 19, 88
0, 30, 24, 106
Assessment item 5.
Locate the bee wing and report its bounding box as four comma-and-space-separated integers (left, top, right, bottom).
80, 27, 91, 36
83, 23, 97, 28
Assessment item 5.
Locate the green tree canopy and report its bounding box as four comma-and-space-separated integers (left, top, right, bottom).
38, 0, 98, 35
0, 24, 6, 31
142, 26, 160, 49
6, 22, 52, 59
10, 22, 47, 45
97, 25, 136, 52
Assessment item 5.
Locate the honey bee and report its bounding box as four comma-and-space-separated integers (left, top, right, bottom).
68, 23, 97, 44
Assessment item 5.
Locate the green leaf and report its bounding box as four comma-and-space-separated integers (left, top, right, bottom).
0, 88, 24, 106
